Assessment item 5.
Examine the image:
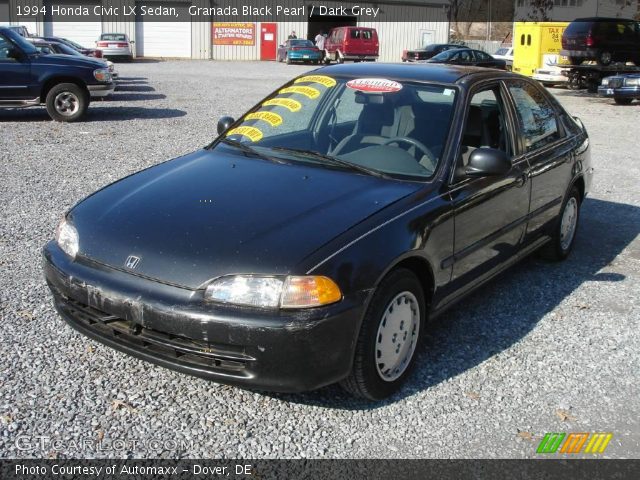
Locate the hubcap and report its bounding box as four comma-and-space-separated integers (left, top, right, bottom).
375, 291, 420, 382
560, 197, 578, 251
54, 92, 80, 116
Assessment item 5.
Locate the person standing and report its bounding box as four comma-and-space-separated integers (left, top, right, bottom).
314, 30, 325, 51
288, 31, 297, 39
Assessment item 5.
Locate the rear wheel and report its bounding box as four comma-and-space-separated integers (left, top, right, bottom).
285, 53, 291, 65
540, 186, 581, 261
614, 97, 633, 105
340, 269, 425, 400
45, 83, 89, 122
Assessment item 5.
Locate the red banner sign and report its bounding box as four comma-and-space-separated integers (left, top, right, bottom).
213, 22, 256, 46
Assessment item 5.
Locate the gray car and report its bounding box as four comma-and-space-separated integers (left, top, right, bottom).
96, 33, 133, 61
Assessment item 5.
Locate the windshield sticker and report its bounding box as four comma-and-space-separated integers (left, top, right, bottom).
346, 78, 403, 93
279, 86, 321, 99
263, 98, 302, 112
294, 75, 336, 88
245, 111, 283, 127
443, 88, 454, 96
226, 126, 264, 142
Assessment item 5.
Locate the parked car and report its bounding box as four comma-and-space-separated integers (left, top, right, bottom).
96, 33, 133, 62
426, 48, 507, 69
6, 25, 30, 37
402, 43, 461, 62
324, 26, 378, 63
29, 39, 118, 80
492, 46, 514, 70
35, 36, 103, 59
561, 17, 640, 66
532, 54, 568, 87
0, 27, 114, 121
277, 39, 322, 64
44, 62, 592, 400
598, 73, 640, 104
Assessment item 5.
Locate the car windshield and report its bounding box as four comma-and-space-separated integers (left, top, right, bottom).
431, 50, 456, 61
60, 38, 85, 50
100, 34, 126, 41
3, 28, 38, 54
495, 48, 509, 55
217, 75, 458, 180
289, 40, 314, 47
53, 42, 83, 56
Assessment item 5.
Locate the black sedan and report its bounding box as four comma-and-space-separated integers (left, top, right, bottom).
598, 73, 640, 104
402, 43, 462, 62
426, 48, 507, 70
43, 64, 592, 400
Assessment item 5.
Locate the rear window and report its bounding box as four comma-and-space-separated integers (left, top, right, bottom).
100, 34, 126, 41
564, 21, 591, 35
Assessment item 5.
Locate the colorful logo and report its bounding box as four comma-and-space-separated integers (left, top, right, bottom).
537, 433, 613, 454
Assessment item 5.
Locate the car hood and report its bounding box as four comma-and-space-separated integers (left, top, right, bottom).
31, 53, 106, 69
69, 148, 421, 289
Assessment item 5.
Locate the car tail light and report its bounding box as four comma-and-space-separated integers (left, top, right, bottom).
116, 42, 128, 48
586, 34, 594, 47
97, 41, 108, 47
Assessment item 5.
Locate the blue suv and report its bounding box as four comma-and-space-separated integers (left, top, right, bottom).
0, 27, 114, 122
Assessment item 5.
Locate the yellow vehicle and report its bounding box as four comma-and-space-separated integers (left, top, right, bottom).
512, 22, 569, 76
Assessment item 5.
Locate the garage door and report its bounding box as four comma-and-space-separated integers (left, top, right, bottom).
44, 1, 102, 48
135, 2, 191, 58
0, 1, 9, 26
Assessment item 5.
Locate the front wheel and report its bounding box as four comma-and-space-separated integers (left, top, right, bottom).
614, 97, 633, 105
540, 186, 581, 261
340, 269, 425, 400
45, 83, 89, 122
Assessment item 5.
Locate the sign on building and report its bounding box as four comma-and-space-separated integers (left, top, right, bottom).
212, 22, 256, 46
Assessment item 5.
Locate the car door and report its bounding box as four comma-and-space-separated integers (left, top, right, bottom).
444, 81, 531, 301
0, 32, 32, 100
505, 79, 574, 243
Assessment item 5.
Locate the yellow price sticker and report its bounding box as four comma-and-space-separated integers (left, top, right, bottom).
263, 98, 302, 112
226, 126, 263, 142
294, 75, 337, 88
279, 86, 321, 99
245, 111, 283, 127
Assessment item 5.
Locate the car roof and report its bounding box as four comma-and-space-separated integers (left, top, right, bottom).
573, 17, 636, 22
316, 63, 519, 85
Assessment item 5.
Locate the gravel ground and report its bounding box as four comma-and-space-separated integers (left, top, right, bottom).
0, 61, 638, 459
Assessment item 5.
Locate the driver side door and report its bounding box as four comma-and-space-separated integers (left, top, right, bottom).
0, 33, 32, 100
443, 81, 532, 303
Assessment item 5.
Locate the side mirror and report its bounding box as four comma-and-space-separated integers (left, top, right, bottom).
40, 47, 51, 54
217, 116, 235, 135
465, 147, 511, 177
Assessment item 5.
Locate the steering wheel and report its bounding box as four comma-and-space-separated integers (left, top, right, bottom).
381, 137, 436, 170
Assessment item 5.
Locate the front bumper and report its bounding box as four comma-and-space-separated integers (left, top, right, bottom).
597, 85, 640, 98
88, 83, 115, 98
343, 54, 378, 61
42, 242, 364, 393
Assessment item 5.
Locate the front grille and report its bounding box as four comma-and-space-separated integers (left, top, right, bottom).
608, 78, 623, 88
53, 288, 253, 375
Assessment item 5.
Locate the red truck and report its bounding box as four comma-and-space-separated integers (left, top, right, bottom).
324, 26, 379, 63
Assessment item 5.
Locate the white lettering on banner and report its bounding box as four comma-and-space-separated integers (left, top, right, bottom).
311, 5, 380, 18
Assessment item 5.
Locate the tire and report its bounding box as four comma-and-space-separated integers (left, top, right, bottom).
336, 51, 344, 64
45, 83, 89, 122
614, 97, 633, 105
539, 186, 581, 261
340, 268, 426, 400
597, 51, 612, 66
285, 54, 291, 65
568, 56, 581, 66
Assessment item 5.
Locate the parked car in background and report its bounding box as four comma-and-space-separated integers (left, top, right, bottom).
598, 73, 640, 104
325, 26, 378, 63
532, 54, 568, 87
426, 48, 506, 69
36, 36, 103, 59
0, 27, 114, 121
402, 43, 461, 62
6, 25, 30, 37
492, 46, 514, 70
44, 63, 591, 400
561, 17, 640, 66
29, 39, 118, 80
96, 33, 133, 62
277, 39, 322, 64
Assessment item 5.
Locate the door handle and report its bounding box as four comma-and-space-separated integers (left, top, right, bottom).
515, 173, 527, 187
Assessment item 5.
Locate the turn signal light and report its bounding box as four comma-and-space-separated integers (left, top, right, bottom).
281, 276, 342, 309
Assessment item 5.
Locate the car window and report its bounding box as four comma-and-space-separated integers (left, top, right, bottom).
458, 50, 472, 62
475, 51, 491, 60
0, 35, 16, 60
508, 81, 561, 152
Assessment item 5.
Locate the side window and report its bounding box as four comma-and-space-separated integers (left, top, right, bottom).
508, 81, 561, 152
0, 35, 17, 61
527, 34, 532, 46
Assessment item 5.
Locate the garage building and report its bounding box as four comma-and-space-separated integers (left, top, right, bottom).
2, 0, 449, 62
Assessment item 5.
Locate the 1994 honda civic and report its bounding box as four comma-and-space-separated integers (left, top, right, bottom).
43, 64, 592, 400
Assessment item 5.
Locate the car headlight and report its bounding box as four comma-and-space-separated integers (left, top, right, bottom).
601, 77, 610, 86
56, 218, 79, 259
204, 275, 342, 309
93, 68, 111, 82
624, 78, 640, 86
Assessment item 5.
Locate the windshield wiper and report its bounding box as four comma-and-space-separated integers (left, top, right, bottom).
271, 147, 390, 179
217, 137, 284, 164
